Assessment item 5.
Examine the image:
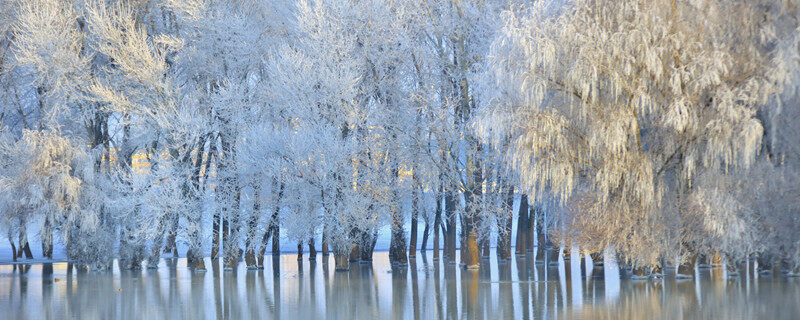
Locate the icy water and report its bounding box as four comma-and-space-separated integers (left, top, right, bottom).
1, 251, 799, 320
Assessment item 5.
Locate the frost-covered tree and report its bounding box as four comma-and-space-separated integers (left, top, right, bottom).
480, 0, 795, 269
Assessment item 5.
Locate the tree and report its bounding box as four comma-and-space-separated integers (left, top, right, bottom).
480, 0, 791, 267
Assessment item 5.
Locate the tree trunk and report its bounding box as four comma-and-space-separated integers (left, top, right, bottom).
433, 192, 442, 260
308, 237, 317, 260
164, 211, 179, 258
258, 228, 272, 268
526, 203, 535, 251
390, 208, 408, 265
42, 215, 53, 259
360, 232, 376, 262
463, 228, 480, 269
9, 237, 17, 262
223, 188, 241, 270
321, 229, 329, 256
677, 252, 698, 278
18, 226, 33, 259
420, 220, 430, 253
271, 224, 280, 256
349, 229, 361, 262
444, 193, 457, 263
535, 205, 546, 261
297, 240, 304, 261
245, 185, 261, 269
187, 248, 205, 271
334, 249, 350, 271
409, 188, 419, 259
515, 195, 529, 254
497, 186, 514, 261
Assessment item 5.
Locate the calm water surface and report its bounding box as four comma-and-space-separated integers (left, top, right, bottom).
1, 250, 799, 319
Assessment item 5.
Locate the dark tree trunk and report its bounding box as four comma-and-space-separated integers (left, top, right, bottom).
420, 220, 430, 252
444, 192, 457, 263
433, 191, 442, 260
526, 203, 535, 251
534, 205, 546, 260
164, 212, 179, 258
409, 188, 419, 259
360, 232, 377, 262
18, 226, 33, 259
267, 182, 284, 258
308, 237, 317, 260
9, 238, 17, 262
390, 208, 408, 265
515, 195, 529, 255
271, 224, 280, 256
297, 240, 304, 261
321, 228, 329, 256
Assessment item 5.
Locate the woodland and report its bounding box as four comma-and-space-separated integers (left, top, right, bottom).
1, 0, 799, 279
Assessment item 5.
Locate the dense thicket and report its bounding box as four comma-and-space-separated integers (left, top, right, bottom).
0, 0, 798, 275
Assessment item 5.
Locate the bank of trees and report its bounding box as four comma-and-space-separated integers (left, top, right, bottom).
0, 0, 798, 276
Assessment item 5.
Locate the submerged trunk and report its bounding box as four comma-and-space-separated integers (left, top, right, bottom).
497, 186, 514, 261
258, 228, 272, 268
444, 192, 457, 263
462, 228, 480, 269
245, 186, 261, 269
334, 249, 350, 271
17, 224, 33, 259
9, 237, 17, 262
264, 182, 284, 262
515, 195, 529, 255
433, 192, 442, 260
677, 252, 698, 278
321, 229, 329, 256
308, 237, 317, 260
360, 232, 376, 262
349, 229, 361, 262
42, 215, 53, 259
164, 212, 179, 258
390, 208, 408, 265
526, 204, 535, 251
409, 188, 419, 259
420, 220, 430, 252
223, 189, 242, 270
148, 214, 169, 269
535, 206, 546, 260
271, 224, 280, 256
297, 240, 304, 261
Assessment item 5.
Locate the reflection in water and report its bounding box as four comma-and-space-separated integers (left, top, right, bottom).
1, 250, 799, 319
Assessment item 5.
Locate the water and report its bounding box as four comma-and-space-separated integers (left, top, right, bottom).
1, 250, 799, 319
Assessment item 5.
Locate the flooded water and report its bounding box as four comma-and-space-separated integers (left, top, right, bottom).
1, 250, 799, 319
